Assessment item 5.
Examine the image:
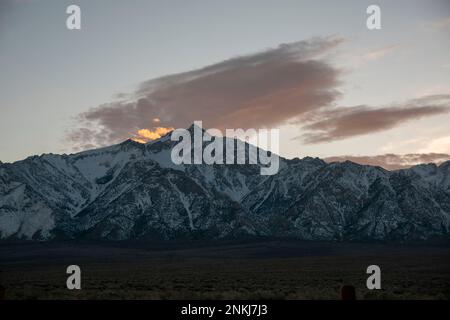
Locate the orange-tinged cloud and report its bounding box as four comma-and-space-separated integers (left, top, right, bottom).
68, 37, 344, 150
132, 127, 174, 143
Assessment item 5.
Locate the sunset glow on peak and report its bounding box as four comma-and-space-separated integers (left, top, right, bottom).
132, 127, 174, 143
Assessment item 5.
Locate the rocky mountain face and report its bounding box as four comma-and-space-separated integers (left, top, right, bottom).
1, 128, 449, 241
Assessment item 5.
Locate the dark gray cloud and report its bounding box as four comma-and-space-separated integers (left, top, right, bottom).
299, 95, 450, 144
324, 153, 450, 170
67, 36, 344, 149
67, 35, 450, 152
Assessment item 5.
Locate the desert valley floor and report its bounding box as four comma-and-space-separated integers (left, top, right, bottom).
1, 239, 449, 299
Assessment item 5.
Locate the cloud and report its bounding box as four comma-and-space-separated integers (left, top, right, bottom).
298, 94, 450, 144
363, 45, 398, 61
67, 36, 450, 152
67, 36, 344, 150
132, 127, 174, 143
324, 153, 450, 170
419, 135, 450, 154
431, 15, 450, 30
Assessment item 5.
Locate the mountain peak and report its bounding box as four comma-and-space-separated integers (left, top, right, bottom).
121, 138, 141, 146
187, 122, 207, 134
439, 160, 450, 170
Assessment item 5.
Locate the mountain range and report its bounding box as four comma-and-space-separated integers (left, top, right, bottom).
1, 125, 449, 241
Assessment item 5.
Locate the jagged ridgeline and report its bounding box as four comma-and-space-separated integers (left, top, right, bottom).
0, 125, 450, 241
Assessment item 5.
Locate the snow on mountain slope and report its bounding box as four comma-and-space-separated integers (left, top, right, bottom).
0, 169, 54, 239
0, 128, 449, 241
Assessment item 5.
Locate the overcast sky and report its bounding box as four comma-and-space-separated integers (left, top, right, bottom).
1, 0, 449, 163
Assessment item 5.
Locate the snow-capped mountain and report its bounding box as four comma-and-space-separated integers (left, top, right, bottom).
1, 126, 449, 241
